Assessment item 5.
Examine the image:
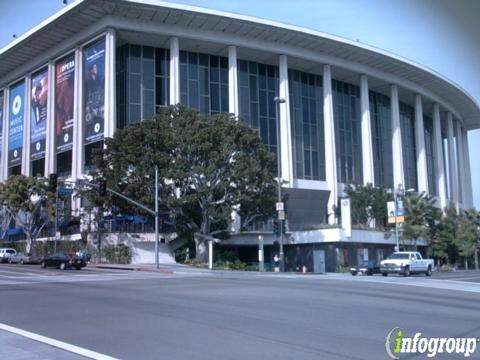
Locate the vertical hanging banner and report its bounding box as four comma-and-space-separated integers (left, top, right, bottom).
8, 81, 25, 167
55, 54, 75, 153
340, 197, 352, 238
30, 70, 48, 160
84, 38, 105, 145
0, 91, 3, 162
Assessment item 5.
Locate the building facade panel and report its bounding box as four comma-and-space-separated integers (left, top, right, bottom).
288, 69, 325, 181
400, 102, 417, 191
238, 60, 279, 155
369, 91, 393, 188
332, 80, 362, 185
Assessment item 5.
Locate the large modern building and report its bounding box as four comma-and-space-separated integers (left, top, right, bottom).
0, 0, 478, 270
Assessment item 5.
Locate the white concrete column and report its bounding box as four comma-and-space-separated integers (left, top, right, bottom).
463, 130, 473, 209
228, 45, 239, 117
45, 62, 56, 177
414, 94, 428, 193
323, 65, 338, 224
71, 47, 84, 212
278, 55, 293, 187
1, 89, 9, 180
22, 75, 31, 176
104, 29, 116, 140
433, 103, 447, 210
71, 48, 82, 182
360, 75, 374, 186
169, 37, 180, 105
456, 121, 466, 207
446, 112, 458, 207
390, 85, 404, 189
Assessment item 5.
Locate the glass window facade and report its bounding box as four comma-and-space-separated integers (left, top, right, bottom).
289, 70, 325, 181
116, 44, 169, 129
238, 60, 279, 155
332, 80, 362, 184
400, 102, 417, 191
179, 51, 228, 115
423, 115, 436, 195
369, 91, 393, 187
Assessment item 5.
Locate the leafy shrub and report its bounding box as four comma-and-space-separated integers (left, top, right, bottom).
183, 258, 208, 268
438, 264, 455, 272
0, 242, 26, 253
104, 244, 132, 264
214, 259, 247, 270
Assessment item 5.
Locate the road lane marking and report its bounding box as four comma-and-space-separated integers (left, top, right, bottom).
0, 323, 118, 360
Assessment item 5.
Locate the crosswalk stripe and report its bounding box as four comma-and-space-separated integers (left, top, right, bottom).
0, 323, 118, 360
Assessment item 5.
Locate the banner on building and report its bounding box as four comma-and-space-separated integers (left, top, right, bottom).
8, 81, 25, 167
83, 38, 105, 145
340, 197, 352, 238
55, 54, 75, 153
0, 91, 3, 162
31, 69, 48, 160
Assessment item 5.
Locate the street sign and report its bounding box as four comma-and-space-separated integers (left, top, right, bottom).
387, 201, 395, 217
278, 210, 285, 220
388, 215, 405, 224
387, 200, 405, 223
276, 202, 284, 211
58, 187, 74, 195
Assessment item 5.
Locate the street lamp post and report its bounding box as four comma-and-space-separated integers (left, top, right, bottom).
394, 184, 404, 252
393, 185, 414, 252
274, 96, 286, 272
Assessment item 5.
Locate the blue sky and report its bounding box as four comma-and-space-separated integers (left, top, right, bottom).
1, 0, 479, 206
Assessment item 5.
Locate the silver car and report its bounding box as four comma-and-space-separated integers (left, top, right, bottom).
8, 252, 40, 264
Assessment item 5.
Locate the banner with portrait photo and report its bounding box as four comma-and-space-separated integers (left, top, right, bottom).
0, 91, 4, 161
30, 69, 48, 160
55, 54, 75, 153
83, 38, 105, 145
8, 81, 25, 167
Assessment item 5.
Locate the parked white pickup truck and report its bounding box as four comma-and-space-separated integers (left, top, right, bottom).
380, 251, 434, 277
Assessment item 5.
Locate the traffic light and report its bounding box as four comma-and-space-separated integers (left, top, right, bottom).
98, 180, 107, 196
273, 219, 280, 237
49, 173, 57, 193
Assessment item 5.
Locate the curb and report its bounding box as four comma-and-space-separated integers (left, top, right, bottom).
94, 265, 174, 275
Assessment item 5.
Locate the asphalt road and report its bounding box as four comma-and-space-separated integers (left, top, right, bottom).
1, 264, 480, 360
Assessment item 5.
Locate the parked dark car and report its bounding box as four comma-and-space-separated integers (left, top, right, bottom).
350, 260, 381, 276
40, 253, 87, 270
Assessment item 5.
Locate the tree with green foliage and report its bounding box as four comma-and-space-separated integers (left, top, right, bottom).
402, 192, 440, 249
344, 183, 393, 229
92, 106, 277, 262
456, 209, 480, 270
0, 175, 51, 254
455, 215, 478, 270
429, 204, 458, 266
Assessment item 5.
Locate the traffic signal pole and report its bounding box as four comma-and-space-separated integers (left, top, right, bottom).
83, 177, 160, 268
